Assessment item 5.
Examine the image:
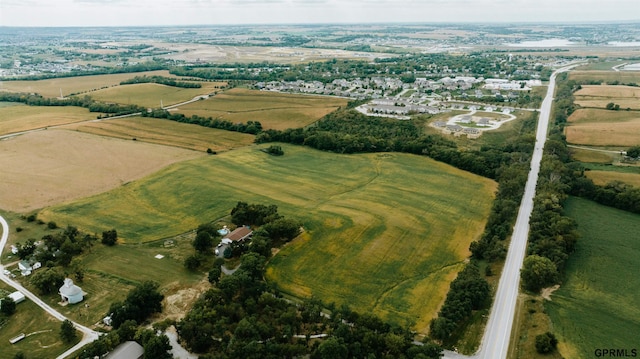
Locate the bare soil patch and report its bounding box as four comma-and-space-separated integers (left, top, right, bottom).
0, 129, 201, 212
541, 285, 560, 301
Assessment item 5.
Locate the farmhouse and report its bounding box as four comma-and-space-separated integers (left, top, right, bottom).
59, 278, 83, 304
18, 260, 32, 276
224, 226, 253, 242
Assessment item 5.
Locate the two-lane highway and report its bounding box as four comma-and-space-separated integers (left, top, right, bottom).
475, 64, 581, 359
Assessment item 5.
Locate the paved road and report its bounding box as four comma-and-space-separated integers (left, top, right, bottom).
0, 215, 100, 358
474, 64, 582, 359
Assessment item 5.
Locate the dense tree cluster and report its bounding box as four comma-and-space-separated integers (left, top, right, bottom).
107, 281, 164, 329
120, 75, 202, 88
142, 109, 263, 135
429, 264, 490, 342
80, 320, 172, 359
230, 202, 282, 227
178, 251, 442, 359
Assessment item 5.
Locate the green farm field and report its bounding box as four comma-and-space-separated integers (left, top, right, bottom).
0, 284, 80, 359
67, 116, 256, 152
86, 82, 219, 108
0, 103, 95, 135
0, 70, 176, 98
545, 197, 640, 359
176, 88, 348, 130
586, 170, 640, 188
38, 144, 496, 333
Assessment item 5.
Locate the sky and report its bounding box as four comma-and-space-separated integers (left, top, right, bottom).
1, 0, 639, 27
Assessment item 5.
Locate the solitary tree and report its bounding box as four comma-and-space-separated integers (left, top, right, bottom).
1, 296, 16, 316
60, 319, 77, 343
535, 332, 558, 354
193, 231, 213, 253
626, 146, 640, 158
101, 229, 118, 246
521, 255, 558, 293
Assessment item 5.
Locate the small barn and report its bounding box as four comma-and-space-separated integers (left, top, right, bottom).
8, 291, 25, 304
59, 278, 83, 304
105, 341, 144, 359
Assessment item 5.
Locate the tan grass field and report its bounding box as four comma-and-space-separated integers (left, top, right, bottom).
0, 70, 175, 97
568, 71, 640, 84
574, 85, 640, 110
67, 116, 256, 152
85, 82, 222, 108
565, 109, 640, 146
569, 147, 616, 163
0, 129, 202, 212
0, 104, 95, 135
176, 88, 348, 130
585, 170, 640, 188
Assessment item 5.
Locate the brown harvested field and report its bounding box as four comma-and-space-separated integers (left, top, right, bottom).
565, 109, 640, 146
0, 70, 176, 97
586, 171, 640, 188
574, 85, 640, 110
67, 116, 256, 152
176, 88, 348, 130
0, 103, 95, 135
568, 71, 640, 84
0, 129, 202, 212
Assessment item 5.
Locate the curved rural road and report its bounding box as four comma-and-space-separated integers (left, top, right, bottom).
0, 215, 100, 358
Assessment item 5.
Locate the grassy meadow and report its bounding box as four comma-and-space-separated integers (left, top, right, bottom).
0, 284, 80, 359
0, 70, 175, 98
85, 82, 218, 108
176, 88, 348, 130
565, 108, 640, 147
0, 103, 95, 136
574, 85, 640, 110
585, 170, 640, 188
545, 197, 640, 359
67, 116, 256, 152
38, 144, 496, 333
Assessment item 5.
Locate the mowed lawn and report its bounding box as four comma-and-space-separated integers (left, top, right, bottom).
0, 103, 95, 135
574, 85, 640, 110
0, 70, 175, 97
176, 88, 348, 130
67, 116, 255, 152
0, 284, 80, 359
545, 197, 640, 359
565, 108, 640, 147
86, 82, 219, 108
39, 144, 496, 333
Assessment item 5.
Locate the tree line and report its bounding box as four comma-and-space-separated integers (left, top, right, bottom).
141, 108, 263, 135
120, 75, 202, 88
1, 61, 166, 81
0, 92, 145, 116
